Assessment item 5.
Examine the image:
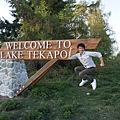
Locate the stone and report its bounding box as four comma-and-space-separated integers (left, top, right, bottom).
0, 80, 2, 85
0, 59, 28, 98
8, 91, 15, 98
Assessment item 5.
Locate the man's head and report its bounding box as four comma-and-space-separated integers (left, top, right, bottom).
77, 43, 85, 54
77, 43, 85, 49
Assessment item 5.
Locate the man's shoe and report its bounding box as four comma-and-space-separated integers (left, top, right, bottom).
91, 79, 97, 90
79, 79, 88, 86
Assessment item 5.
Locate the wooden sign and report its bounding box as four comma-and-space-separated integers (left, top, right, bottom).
0, 38, 101, 60
6, 38, 100, 96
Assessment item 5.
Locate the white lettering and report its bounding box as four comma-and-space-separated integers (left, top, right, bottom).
11, 51, 17, 59
6, 42, 13, 49
63, 40, 71, 48
57, 40, 63, 48
5, 52, 11, 59
37, 41, 46, 49
37, 41, 44, 49
0, 51, 3, 59
30, 42, 37, 49
27, 51, 33, 59
54, 50, 60, 58
46, 41, 52, 49
39, 51, 46, 58
60, 50, 68, 58
33, 51, 38, 59
13, 42, 18, 49
24, 42, 29, 49
18, 42, 24, 49
47, 51, 53, 59
18, 51, 23, 59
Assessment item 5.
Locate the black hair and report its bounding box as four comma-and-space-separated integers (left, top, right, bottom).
77, 43, 85, 49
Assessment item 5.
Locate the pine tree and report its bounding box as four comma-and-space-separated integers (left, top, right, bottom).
0, 18, 21, 43
6, 0, 76, 40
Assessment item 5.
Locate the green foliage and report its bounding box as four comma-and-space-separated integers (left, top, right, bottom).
44, 65, 73, 81
100, 93, 112, 100
0, 114, 10, 120
26, 66, 37, 78
6, 0, 75, 40
74, 0, 116, 57
1, 99, 21, 111
0, 18, 21, 42
28, 81, 72, 99
24, 110, 43, 120
111, 86, 120, 93
24, 103, 51, 120
62, 104, 74, 118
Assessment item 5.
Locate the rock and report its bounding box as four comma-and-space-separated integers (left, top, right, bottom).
0, 60, 28, 98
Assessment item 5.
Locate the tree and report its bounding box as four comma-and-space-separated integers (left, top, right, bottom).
6, 0, 76, 40
0, 18, 21, 43
73, 0, 117, 57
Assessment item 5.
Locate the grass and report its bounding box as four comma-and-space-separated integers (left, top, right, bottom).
0, 59, 120, 120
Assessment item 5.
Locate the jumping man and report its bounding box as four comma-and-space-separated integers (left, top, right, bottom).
69, 43, 104, 90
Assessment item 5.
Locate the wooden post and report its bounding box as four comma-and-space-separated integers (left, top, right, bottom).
15, 58, 58, 95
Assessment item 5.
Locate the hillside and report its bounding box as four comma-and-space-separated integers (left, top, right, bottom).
0, 57, 120, 120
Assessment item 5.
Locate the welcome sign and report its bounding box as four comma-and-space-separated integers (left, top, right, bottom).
0, 38, 101, 60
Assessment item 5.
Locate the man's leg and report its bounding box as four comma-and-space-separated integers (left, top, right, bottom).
79, 68, 97, 90
74, 66, 85, 74
74, 66, 89, 86
79, 68, 96, 82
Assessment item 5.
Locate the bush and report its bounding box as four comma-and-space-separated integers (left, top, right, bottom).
29, 87, 49, 99
102, 100, 112, 106
100, 93, 112, 100
111, 86, 120, 93
24, 110, 43, 120
24, 104, 50, 120
0, 114, 10, 120
29, 81, 72, 99
1, 100, 21, 111
62, 104, 74, 118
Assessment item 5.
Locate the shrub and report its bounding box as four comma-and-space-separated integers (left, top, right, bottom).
29, 81, 72, 99
24, 110, 43, 120
24, 104, 50, 120
1, 99, 21, 111
100, 93, 112, 100
57, 98, 64, 106
62, 104, 74, 118
111, 86, 120, 93
0, 114, 10, 120
28, 86, 49, 99
102, 100, 112, 106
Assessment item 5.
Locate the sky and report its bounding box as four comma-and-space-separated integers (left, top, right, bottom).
0, 0, 120, 52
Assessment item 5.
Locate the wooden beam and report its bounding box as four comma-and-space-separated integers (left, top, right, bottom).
30, 63, 54, 87
15, 58, 58, 95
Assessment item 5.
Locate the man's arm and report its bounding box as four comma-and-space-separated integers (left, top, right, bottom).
88, 51, 104, 67
68, 46, 73, 59
100, 57, 104, 67
68, 46, 77, 59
